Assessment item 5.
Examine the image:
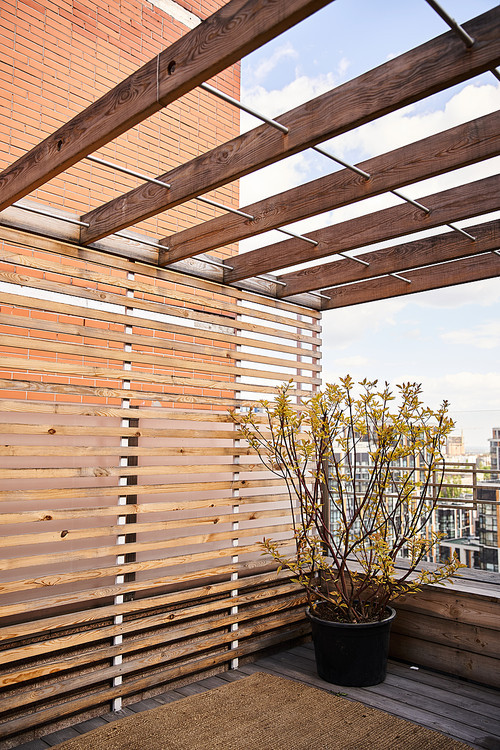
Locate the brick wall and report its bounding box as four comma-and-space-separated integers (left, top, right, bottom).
0, 0, 240, 251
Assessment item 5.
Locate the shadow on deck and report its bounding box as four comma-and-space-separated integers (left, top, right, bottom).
12, 644, 500, 750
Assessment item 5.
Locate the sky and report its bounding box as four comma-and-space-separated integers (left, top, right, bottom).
239, 0, 500, 453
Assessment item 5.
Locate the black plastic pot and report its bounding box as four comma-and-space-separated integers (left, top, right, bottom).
306, 606, 396, 687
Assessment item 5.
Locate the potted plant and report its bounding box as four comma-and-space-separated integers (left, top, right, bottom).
231, 377, 463, 686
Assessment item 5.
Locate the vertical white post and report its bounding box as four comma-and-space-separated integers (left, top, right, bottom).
230, 318, 241, 669
112, 272, 135, 712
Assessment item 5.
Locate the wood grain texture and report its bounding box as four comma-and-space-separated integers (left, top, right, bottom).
81, 7, 500, 244
163, 111, 500, 262
0, 0, 331, 210
0, 622, 309, 739
0, 247, 320, 332
0, 224, 321, 318
258, 174, 499, 293
323, 252, 500, 309
295, 218, 498, 295
0, 289, 320, 361
0, 329, 319, 385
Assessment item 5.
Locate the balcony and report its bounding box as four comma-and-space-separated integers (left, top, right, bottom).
0, 0, 499, 748
8, 636, 500, 750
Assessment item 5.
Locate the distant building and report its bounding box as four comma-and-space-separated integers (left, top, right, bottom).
446, 433, 465, 457
490, 428, 500, 480
440, 482, 500, 573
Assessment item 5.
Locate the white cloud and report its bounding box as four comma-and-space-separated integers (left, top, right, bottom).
418, 372, 500, 412
442, 320, 500, 350
322, 298, 406, 351
412, 278, 500, 310
240, 67, 347, 132
327, 354, 370, 370
329, 81, 500, 160
249, 43, 298, 83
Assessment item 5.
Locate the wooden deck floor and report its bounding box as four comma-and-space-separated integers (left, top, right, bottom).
12, 645, 500, 750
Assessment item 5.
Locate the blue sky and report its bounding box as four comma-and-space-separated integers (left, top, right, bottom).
240, 0, 500, 452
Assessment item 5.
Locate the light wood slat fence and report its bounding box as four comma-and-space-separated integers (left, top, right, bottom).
0, 232, 320, 747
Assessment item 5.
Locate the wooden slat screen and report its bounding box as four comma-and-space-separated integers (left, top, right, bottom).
0, 232, 320, 746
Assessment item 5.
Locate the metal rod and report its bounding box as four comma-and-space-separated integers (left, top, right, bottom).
200, 82, 289, 134
276, 228, 319, 246
196, 195, 254, 220
87, 154, 252, 221
493, 250, 500, 256
447, 223, 476, 241
255, 274, 288, 286
114, 230, 169, 250
391, 189, 431, 214
12, 201, 90, 227
312, 146, 371, 179
86, 155, 171, 189
194, 255, 233, 270
309, 291, 331, 300
390, 272, 412, 283
338, 251, 370, 267
425, 0, 475, 47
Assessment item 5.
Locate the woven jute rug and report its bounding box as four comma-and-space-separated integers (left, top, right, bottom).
51, 672, 472, 750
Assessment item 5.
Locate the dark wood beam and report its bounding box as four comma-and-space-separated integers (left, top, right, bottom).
161, 111, 500, 263
81, 7, 500, 246
0, 0, 333, 211
314, 218, 499, 291
224, 173, 499, 289
322, 252, 500, 309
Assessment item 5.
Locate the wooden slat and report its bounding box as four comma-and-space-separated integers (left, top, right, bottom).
0, 400, 237, 422
0, 0, 332, 210
0, 289, 320, 365
280, 219, 498, 295
226, 173, 499, 285
323, 252, 500, 308
0, 477, 286, 504
0, 523, 294, 572
0, 267, 318, 346
0, 377, 256, 408
0, 590, 305, 686
0, 620, 310, 739
0, 559, 290, 624
0, 491, 290, 526
0, 462, 264, 480
0, 224, 321, 319
0, 508, 290, 548
0, 444, 254, 458
0, 248, 320, 332
0, 329, 319, 385
0, 355, 313, 397
163, 111, 500, 262
80, 8, 500, 244
0, 539, 294, 595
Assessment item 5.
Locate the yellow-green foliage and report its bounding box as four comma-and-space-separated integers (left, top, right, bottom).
231, 377, 463, 624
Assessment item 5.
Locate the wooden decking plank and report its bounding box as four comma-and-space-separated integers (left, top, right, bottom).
388, 661, 500, 708
127, 697, 166, 713
382, 671, 500, 719
72, 717, 108, 734
42, 727, 81, 747
363, 679, 500, 736
247, 655, 488, 749
174, 683, 209, 697
6, 648, 499, 750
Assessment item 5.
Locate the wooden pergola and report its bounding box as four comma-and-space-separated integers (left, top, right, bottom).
0, 0, 498, 311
